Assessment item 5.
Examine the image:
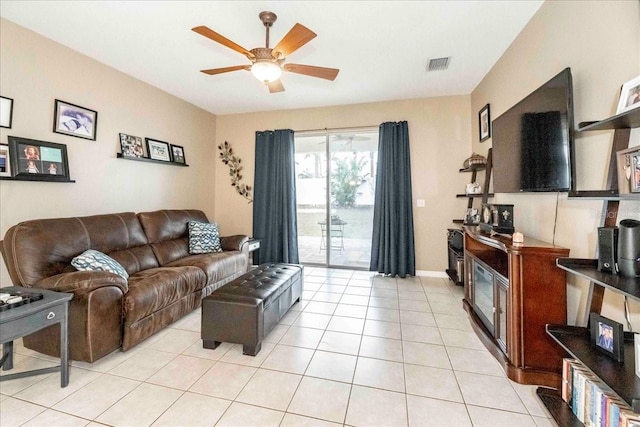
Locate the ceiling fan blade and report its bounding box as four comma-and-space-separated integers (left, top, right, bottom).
200, 65, 251, 75
272, 23, 316, 58
283, 64, 339, 81
192, 26, 255, 59
268, 80, 285, 93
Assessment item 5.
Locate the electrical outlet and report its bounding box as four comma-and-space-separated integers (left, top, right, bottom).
416, 199, 425, 208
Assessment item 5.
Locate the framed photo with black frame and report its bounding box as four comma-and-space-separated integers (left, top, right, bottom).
170, 144, 186, 164
0, 96, 14, 128
119, 133, 145, 158
8, 136, 71, 181
146, 138, 171, 162
589, 313, 624, 363
479, 104, 491, 142
53, 99, 98, 141
0, 143, 11, 177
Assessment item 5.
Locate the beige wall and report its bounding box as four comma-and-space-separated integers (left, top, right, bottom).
215, 97, 473, 273
470, 1, 640, 326
0, 19, 218, 285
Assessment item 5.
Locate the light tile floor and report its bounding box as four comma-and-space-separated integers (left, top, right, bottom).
0, 268, 557, 427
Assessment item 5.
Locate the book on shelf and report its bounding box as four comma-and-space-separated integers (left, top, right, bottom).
562, 358, 636, 427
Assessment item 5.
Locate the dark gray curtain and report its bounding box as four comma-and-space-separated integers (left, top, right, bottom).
370, 121, 415, 277
252, 129, 299, 264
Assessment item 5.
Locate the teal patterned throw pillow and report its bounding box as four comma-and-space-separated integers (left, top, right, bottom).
71, 249, 129, 280
188, 221, 222, 254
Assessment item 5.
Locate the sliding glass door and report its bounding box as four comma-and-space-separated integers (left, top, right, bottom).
295, 129, 378, 269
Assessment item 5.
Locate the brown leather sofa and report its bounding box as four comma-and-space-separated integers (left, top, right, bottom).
1, 209, 249, 363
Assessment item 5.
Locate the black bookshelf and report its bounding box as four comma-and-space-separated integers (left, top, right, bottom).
577, 108, 640, 131
0, 176, 75, 183
556, 258, 640, 302
535, 387, 582, 427
545, 325, 640, 413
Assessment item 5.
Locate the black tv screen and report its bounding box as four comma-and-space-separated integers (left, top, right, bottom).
492, 68, 574, 193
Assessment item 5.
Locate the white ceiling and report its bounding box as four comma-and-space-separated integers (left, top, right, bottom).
0, 1, 543, 116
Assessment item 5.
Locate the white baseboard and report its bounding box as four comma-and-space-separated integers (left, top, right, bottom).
416, 270, 448, 278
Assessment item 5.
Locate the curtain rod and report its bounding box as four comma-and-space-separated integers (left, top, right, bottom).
294, 125, 379, 135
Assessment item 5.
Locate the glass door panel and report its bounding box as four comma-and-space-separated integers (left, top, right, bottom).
295, 130, 378, 269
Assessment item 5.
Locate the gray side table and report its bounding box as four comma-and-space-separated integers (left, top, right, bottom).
0, 286, 73, 387
248, 238, 261, 265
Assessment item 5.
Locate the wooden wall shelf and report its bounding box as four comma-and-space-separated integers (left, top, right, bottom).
577, 108, 640, 131
556, 258, 640, 302
116, 153, 189, 167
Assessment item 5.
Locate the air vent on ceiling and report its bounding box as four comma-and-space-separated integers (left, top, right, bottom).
427, 57, 450, 71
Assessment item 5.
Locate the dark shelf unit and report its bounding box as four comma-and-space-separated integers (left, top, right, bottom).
556, 258, 640, 302
535, 387, 582, 427
456, 193, 495, 198
577, 108, 640, 131
448, 152, 493, 285
0, 175, 75, 183
116, 153, 189, 167
539, 256, 640, 425
570, 107, 639, 199
544, 325, 640, 413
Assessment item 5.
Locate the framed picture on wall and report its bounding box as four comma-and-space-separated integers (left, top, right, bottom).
479, 104, 491, 142
8, 136, 70, 181
53, 99, 98, 141
0, 96, 14, 128
616, 75, 640, 115
146, 138, 171, 162
119, 133, 145, 158
170, 144, 186, 164
0, 143, 11, 177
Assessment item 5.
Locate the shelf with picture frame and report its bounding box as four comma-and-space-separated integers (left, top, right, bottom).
116, 152, 189, 167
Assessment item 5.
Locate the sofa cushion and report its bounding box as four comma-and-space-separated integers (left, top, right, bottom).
166, 251, 248, 286
188, 221, 222, 254
1, 212, 151, 285
137, 209, 209, 266
124, 266, 206, 323
71, 249, 129, 280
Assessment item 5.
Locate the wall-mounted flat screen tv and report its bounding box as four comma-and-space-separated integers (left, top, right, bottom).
492, 67, 575, 193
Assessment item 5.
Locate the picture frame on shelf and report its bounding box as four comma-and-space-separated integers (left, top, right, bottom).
146, 138, 171, 162
170, 144, 186, 164
119, 133, 145, 158
0, 143, 11, 177
0, 96, 14, 128
479, 104, 491, 142
53, 99, 98, 141
8, 136, 70, 181
616, 75, 640, 115
635, 334, 640, 378
589, 313, 624, 363
616, 146, 640, 194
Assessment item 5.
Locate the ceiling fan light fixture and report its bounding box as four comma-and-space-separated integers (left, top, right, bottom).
251, 60, 282, 83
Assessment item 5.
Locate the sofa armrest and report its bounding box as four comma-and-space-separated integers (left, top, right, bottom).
36, 271, 128, 295
221, 235, 250, 253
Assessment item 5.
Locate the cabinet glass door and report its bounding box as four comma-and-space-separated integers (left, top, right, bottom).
495, 276, 508, 352
472, 260, 495, 332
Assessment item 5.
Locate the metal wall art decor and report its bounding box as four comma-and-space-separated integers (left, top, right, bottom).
218, 141, 252, 203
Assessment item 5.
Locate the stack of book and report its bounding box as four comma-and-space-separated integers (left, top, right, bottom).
562, 358, 639, 426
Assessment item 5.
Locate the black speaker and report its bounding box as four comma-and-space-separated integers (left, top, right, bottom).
618, 219, 640, 278
597, 227, 618, 273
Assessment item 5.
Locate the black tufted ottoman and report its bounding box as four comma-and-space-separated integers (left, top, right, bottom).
201, 263, 304, 356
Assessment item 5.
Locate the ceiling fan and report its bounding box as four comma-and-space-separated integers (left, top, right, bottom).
192, 11, 340, 93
